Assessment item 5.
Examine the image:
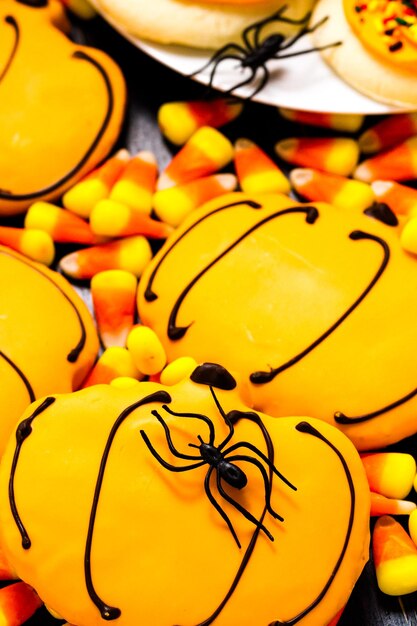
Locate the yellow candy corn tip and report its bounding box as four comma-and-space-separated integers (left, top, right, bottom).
324, 140, 359, 177
110, 377, 142, 389
400, 218, 417, 254
242, 171, 290, 195
158, 102, 198, 146
91, 269, 138, 293
118, 236, 153, 278
127, 326, 167, 376
100, 347, 140, 379
90, 199, 131, 237
21, 230, 55, 266
380, 454, 417, 500
110, 182, 153, 215
409, 509, 417, 545
153, 187, 194, 226
63, 179, 109, 218
25, 202, 59, 234
189, 126, 234, 167
160, 357, 198, 386
376, 556, 417, 596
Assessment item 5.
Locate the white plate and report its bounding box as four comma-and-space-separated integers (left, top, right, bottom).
93, 2, 411, 115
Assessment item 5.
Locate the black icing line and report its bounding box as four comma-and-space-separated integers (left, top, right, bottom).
269, 421, 355, 626
168, 206, 319, 341
0, 48, 115, 201
144, 199, 262, 302
251, 230, 391, 385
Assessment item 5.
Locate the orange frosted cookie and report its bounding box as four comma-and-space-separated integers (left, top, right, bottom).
96, 0, 316, 49
0, 245, 98, 455
0, 0, 126, 215
139, 192, 417, 451
0, 364, 370, 625
311, 0, 417, 107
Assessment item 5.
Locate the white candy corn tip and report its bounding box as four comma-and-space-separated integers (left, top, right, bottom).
59, 252, 78, 276
354, 162, 373, 183
371, 180, 395, 197
290, 168, 314, 186
234, 138, 255, 151
136, 150, 157, 164
156, 172, 175, 191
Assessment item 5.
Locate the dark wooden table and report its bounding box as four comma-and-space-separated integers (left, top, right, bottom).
22, 11, 417, 626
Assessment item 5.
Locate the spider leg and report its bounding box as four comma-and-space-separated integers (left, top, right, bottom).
247, 66, 270, 99
252, 8, 312, 49
274, 41, 342, 60
140, 430, 206, 472
224, 66, 258, 99
189, 44, 246, 79
151, 410, 201, 461
226, 454, 284, 522
204, 467, 241, 548
223, 442, 296, 491
277, 16, 331, 52
216, 472, 274, 541
162, 405, 215, 445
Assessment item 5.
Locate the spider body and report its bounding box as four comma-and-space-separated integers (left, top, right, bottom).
140, 386, 296, 548
190, 5, 341, 98
195, 439, 248, 490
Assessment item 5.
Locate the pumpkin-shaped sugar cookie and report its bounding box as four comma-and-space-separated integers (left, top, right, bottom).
0, 364, 369, 626
0, 0, 126, 214
0, 245, 98, 455
95, 0, 316, 49
310, 0, 417, 108
139, 192, 417, 450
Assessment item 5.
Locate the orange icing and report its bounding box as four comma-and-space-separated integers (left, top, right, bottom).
0, 0, 126, 215
0, 245, 98, 456
0, 373, 370, 626
138, 192, 417, 451
344, 0, 417, 72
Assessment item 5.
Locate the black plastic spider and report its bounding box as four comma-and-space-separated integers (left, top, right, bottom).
139, 387, 296, 548
189, 5, 342, 99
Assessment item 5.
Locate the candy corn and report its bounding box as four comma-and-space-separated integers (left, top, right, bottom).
290, 168, 374, 211
59, 0, 96, 19
354, 137, 417, 183
127, 325, 167, 376
158, 99, 243, 146
361, 453, 416, 500
153, 174, 237, 227
160, 357, 198, 386
63, 149, 130, 218
109, 151, 158, 214
400, 216, 417, 255
0, 582, 43, 626
408, 508, 417, 546
59, 236, 152, 280
275, 137, 359, 177
90, 199, 173, 239
234, 138, 290, 194
25, 202, 97, 245
110, 377, 141, 390
157, 127, 234, 190
370, 492, 416, 517
82, 347, 141, 387
373, 515, 417, 595
0, 226, 54, 266
372, 180, 417, 217
359, 114, 417, 155
278, 107, 364, 133
91, 270, 137, 348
